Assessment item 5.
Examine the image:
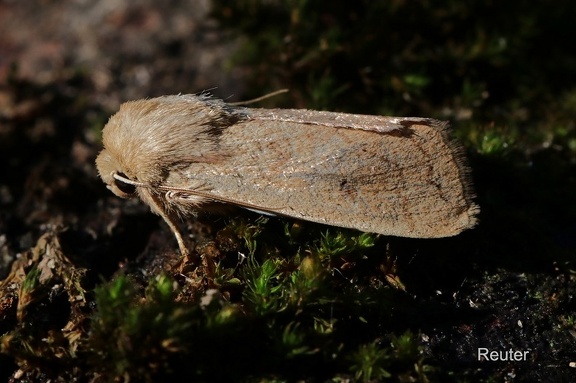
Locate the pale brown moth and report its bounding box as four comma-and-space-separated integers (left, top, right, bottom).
96, 94, 479, 255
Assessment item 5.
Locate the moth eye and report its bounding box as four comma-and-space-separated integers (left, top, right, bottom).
114, 172, 137, 195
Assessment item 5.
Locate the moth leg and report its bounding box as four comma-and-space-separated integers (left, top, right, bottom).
139, 189, 190, 256
158, 209, 190, 257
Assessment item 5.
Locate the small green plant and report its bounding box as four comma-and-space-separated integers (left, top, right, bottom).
349, 341, 392, 382
229, 216, 270, 256
16, 267, 41, 322
316, 231, 377, 258
242, 257, 286, 315
88, 274, 200, 380
390, 330, 420, 361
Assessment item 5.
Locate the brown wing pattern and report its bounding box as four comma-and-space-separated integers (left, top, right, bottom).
172, 112, 477, 238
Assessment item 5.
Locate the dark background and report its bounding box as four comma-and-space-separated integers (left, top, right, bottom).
1, 1, 575, 382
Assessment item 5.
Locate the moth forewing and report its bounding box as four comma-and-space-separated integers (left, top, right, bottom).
96, 94, 479, 255
173, 108, 477, 238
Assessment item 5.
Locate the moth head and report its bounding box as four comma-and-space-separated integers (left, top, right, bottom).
96, 149, 140, 199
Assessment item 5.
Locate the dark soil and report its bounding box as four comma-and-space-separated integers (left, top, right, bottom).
1, 1, 575, 382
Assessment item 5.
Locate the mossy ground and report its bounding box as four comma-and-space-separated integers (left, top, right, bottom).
1, 1, 575, 382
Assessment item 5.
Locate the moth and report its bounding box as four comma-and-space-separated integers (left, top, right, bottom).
96, 94, 479, 255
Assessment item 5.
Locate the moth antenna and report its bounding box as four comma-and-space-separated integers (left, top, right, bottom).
113, 172, 147, 187
228, 89, 289, 106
